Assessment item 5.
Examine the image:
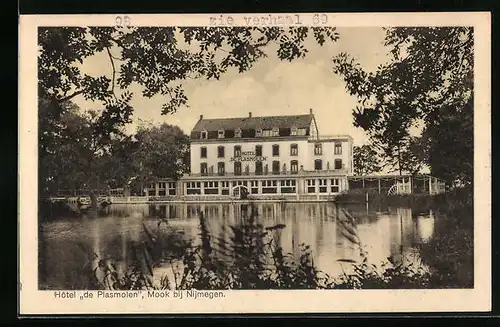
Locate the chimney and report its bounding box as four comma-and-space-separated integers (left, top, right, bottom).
199, 114, 203, 120
249, 112, 252, 118
309, 108, 313, 114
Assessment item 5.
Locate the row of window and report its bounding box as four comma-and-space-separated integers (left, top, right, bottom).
184, 178, 341, 194
201, 143, 342, 159
200, 158, 343, 175
147, 182, 176, 189
315, 142, 342, 155
200, 127, 308, 140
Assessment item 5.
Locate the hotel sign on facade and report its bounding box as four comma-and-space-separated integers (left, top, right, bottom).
230, 151, 268, 162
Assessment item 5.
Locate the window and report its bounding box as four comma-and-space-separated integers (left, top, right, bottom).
186, 182, 201, 195
314, 143, 322, 155
200, 163, 208, 176
319, 179, 328, 193
217, 146, 225, 158
168, 182, 176, 195
204, 181, 219, 195
291, 160, 298, 174
272, 160, 280, 175
291, 127, 298, 136
235, 128, 242, 138
221, 181, 230, 195
297, 128, 307, 136
255, 145, 263, 156
334, 142, 342, 155
158, 182, 166, 196
331, 179, 340, 193
272, 144, 280, 156
262, 180, 278, 194
334, 159, 342, 170
255, 162, 263, 175
250, 181, 259, 194
314, 159, 323, 170
201, 131, 208, 139
234, 162, 242, 176
218, 162, 225, 175
280, 180, 296, 194
218, 129, 225, 138
271, 127, 279, 137
200, 147, 207, 158
256, 129, 263, 137
290, 144, 298, 156
234, 145, 241, 157
262, 129, 272, 137
307, 179, 316, 193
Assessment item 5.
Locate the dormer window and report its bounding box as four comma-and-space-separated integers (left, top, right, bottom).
235, 128, 242, 138
297, 128, 306, 136
218, 129, 225, 138
201, 130, 208, 139
291, 127, 298, 136
271, 127, 279, 137
256, 129, 263, 137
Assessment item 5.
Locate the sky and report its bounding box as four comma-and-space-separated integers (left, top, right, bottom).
73, 27, 390, 146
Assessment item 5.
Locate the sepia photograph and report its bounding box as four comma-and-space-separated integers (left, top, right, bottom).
19, 12, 491, 314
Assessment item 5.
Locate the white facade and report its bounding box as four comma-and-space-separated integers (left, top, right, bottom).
148, 111, 355, 200
190, 137, 353, 176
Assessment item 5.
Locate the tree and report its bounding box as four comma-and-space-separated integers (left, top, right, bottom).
130, 123, 190, 192
353, 145, 382, 176
332, 27, 473, 185
39, 99, 131, 205
38, 26, 340, 202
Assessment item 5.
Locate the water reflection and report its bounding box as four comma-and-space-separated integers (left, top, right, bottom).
39, 202, 437, 289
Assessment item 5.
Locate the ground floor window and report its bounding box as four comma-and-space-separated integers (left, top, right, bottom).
307, 179, 316, 193
331, 179, 340, 193
280, 179, 296, 193
319, 179, 328, 193
186, 181, 202, 195
157, 182, 166, 196
203, 181, 219, 195
168, 182, 176, 195
262, 180, 278, 193
250, 180, 259, 194
318, 179, 328, 193
221, 181, 230, 195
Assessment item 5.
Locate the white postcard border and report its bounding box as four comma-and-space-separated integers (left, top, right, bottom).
19, 12, 491, 314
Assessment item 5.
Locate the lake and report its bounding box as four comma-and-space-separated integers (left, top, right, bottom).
38, 202, 438, 290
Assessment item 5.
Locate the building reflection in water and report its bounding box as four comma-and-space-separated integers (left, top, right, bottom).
39, 202, 437, 289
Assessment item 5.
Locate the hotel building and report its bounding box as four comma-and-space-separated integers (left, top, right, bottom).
148, 109, 354, 201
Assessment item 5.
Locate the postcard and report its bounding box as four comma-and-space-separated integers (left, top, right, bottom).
19, 12, 491, 315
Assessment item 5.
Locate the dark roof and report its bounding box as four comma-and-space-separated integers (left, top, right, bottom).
191, 114, 313, 133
